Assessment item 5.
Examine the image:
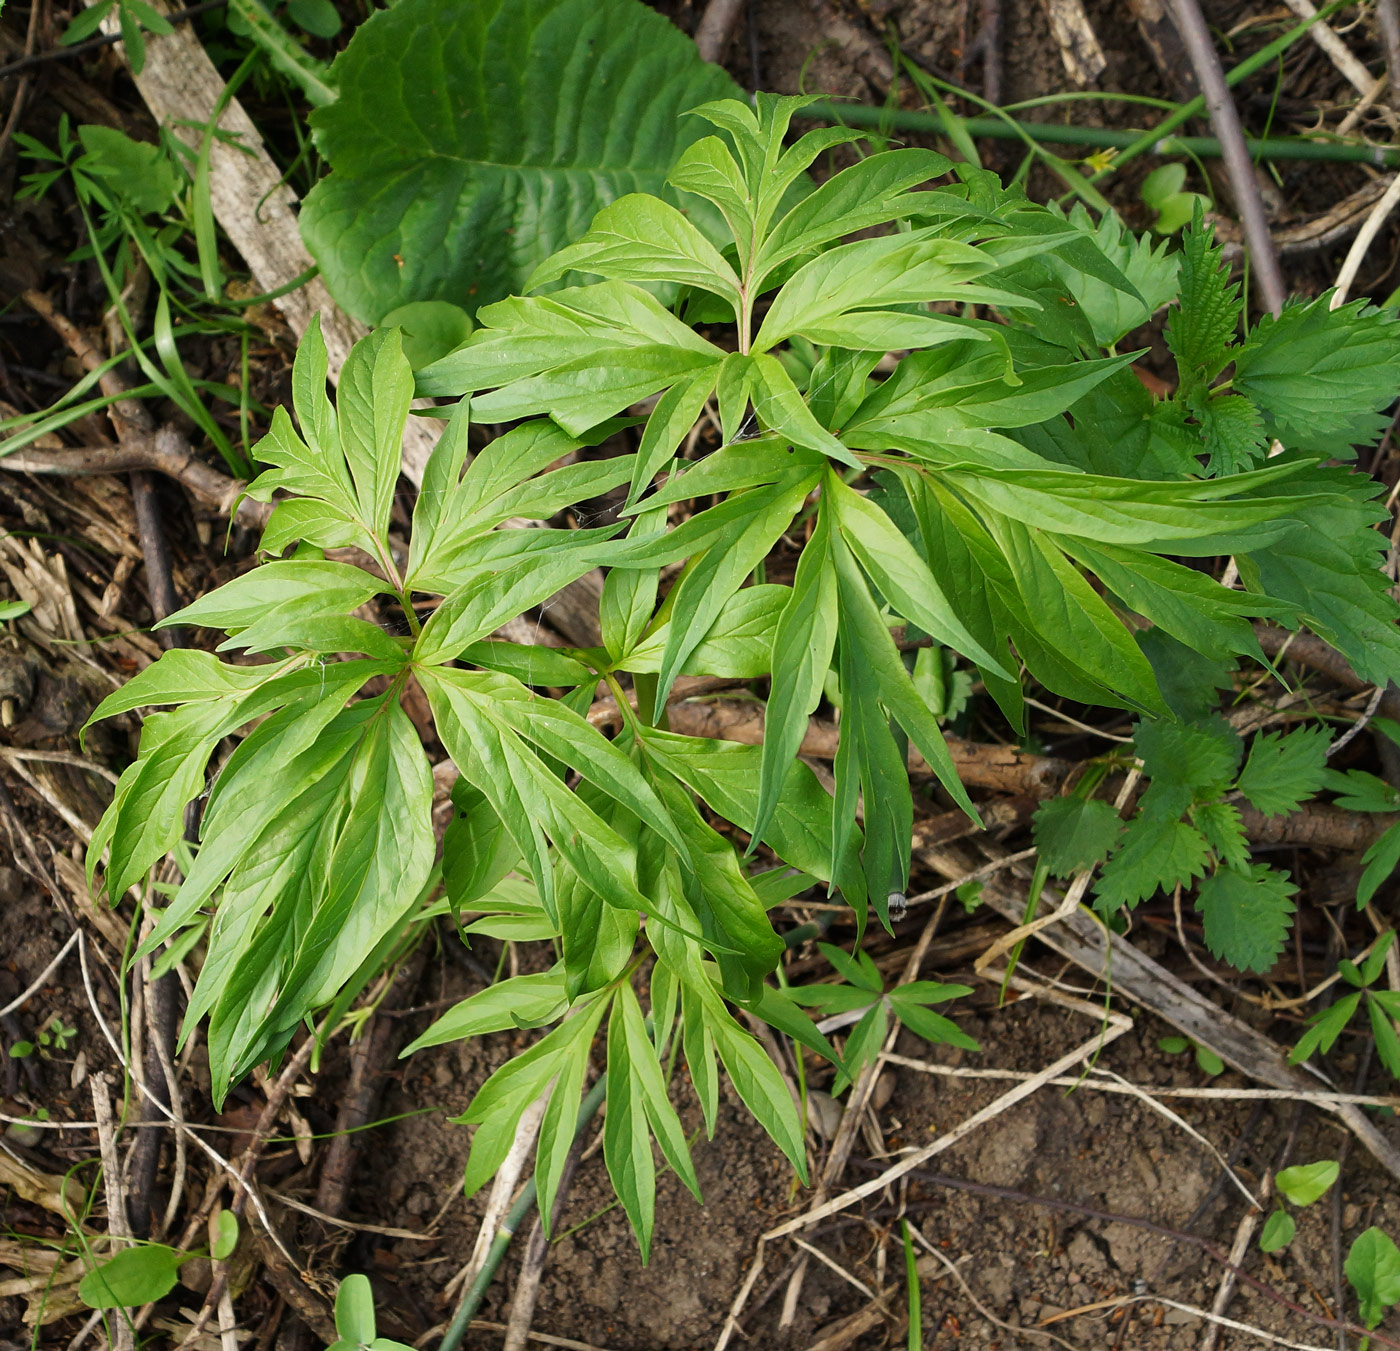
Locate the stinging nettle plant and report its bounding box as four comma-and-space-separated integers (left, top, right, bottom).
87, 95, 1400, 1252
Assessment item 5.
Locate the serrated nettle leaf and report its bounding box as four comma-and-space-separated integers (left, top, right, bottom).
1191, 799, 1250, 873
1236, 727, 1330, 817
1238, 462, 1400, 687
1095, 817, 1210, 916
1195, 864, 1296, 975
1032, 796, 1123, 876
1233, 295, 1400, 453
1165, 208, 1240, 389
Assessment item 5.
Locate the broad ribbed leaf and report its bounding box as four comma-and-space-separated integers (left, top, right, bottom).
301, 0, 740, 321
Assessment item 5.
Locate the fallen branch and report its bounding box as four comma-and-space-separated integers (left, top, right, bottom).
651, 698, 1396, 849
1167, 0, 1285, 315
0, 435, 265, 528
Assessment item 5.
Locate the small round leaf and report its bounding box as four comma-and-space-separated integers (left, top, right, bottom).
78, 1245, 181, 1309
1276, 1160, 1340, 1208
1259, 1210, 1296, 1254
335, 1273, 377, 1344
287, 0, 342, 37
380, 302, 473, 371
211, 1210, 238, 1261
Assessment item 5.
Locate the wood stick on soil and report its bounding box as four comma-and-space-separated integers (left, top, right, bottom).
501, 1122, 590, 1351
312, 946, 429, 1226
1166, 0, 1286, 316
1282, 0, 1378, 96
1035, 0, 1107, 85
90, 1072, 137, 1351
952, 851, 1400, 1182
694, 0, 747, 63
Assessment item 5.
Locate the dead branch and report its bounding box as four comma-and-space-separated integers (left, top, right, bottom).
1166, 0, 1285, 315
694, 0, 747, 63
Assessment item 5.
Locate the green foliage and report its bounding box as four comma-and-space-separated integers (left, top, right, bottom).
1139, 163, 1209, 236
1275, 1159, 1340, 1207
1347, 1227, 1400, 1331
79, 1244, 183, 1309
788, 943, 975, 1093
300, 0, 742, 323
1291, 932, 1400, 1079
329, 1273, 414, 1351
87, 94, 1400, 1257
61, 0, 174, 75
1156, 1035, 1224, 1076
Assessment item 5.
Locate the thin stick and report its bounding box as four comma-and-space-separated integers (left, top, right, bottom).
90, 1074, 137, 1351
1281, 0, 1377, 96
0, 930, 79, 1018
880, 1053, 1400, 1107
694, 0, 747, 63
1333, 172, 1400, 306
443, 1093, 549, 1302
1166, 0, 1286, 316
764, 1017, 1132, 1239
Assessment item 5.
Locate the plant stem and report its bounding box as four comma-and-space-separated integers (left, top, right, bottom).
224, 0, 335, 107
802, 98, 1400, 169
438, 1074, 608, 1351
